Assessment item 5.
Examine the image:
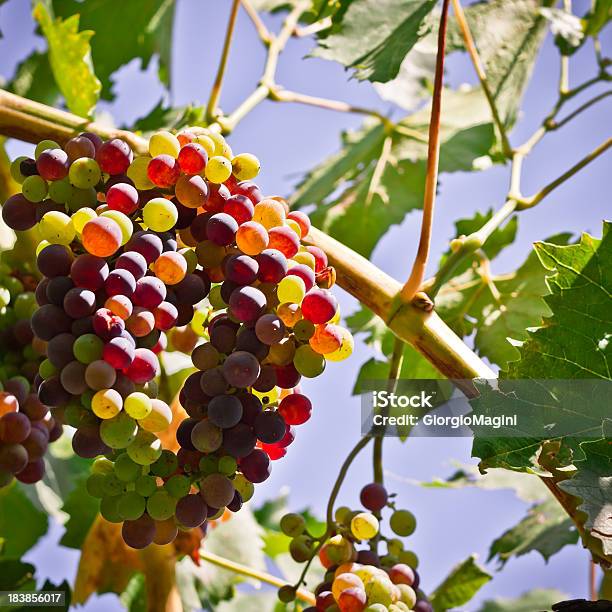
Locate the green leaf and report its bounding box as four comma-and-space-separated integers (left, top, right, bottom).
585, 0, 612, 36
418, 462, 550, 502
37, 580, 71, 612
131, 100, 205, 134
429, 555, 492, 612
176, 507, 265, 608
52, 0, 176, 99
475, 589, 568, 612
294, 88, 495, 257
312, 0, 437, 83
32, 2, 101, 117
558, 421, 612, 557
7, 51, 60, 107
0, 483, 48, 559
0, 559, 36, 591
59, 476, 99, 549
261, 528, 291, 559
488, 498, 578, 566
120, 573, 147, 612
448, 0, 549, 128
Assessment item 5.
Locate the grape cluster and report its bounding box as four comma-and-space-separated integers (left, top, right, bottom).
2, 127, 352, 549
0, 265, 62, 487
280, 483, 431, 612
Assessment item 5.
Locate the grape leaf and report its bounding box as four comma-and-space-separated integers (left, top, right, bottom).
52, 0, 175, 100
0, 559, 36, 591
418, 462, 550, 502
558, 421, 612, 556
507, 222, 611, 380
130, 100, 206, 133
476, 589, 568, 612
312, 0, 437, 83
7, 51, 60, 108
439, 233, 571, 369
32, 3, 101, 118
585, 0, 612, 36
488, 498, 578, 566
0, 483, 48, 559
59, 476, 99, 549
293, 88, 495, 257
120, 573, 147, 612
429, 555, 492, 612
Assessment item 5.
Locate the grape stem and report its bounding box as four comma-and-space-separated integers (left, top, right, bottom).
590, 559, 598, 601
450, 0, 512, 158
199, 550, 316, 604
240, 0, 272, 45
399, 0, 451, 304
206, 0, 242, 123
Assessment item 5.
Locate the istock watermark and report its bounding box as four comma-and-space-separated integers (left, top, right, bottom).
360, 379, 612, 438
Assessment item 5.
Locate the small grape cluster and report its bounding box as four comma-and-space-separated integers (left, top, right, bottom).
279, 483, 432, 612
0, 265, 62, 487
2, 126, 352, 549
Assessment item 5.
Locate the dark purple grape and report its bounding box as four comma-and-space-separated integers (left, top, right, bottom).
222, 351, 261, 388
60, 360, 88, 395
45, 276, 74, 305
207, 213, 238, 246
72, 425, 109, 458
38, 376, 71, 407
240, 449, 271, 483
0, 412, 31, 444
64, 287, 96, 318
105, 269, 136, 297
254, 410, 286, 444
174, 274, 209, 305
227, 490, 243, 512
238, 393, 262, 426
235, 327, 269, 361
253, 365, 277, 392
37, 243, 73, 277
360, 483, 388, 512
200, 367, 229, 396
134, 276, 166, 309
16, 458, 45, 484
176, 418, 198, 452
2, 194, 37, 231
209, 323, 237, 354
71, 254, 109, 290
222, 423, 256, 458
207, 395, 243, 429
122, 514, 156, 549
115, 251, 147, 280
175, 494, 208, 528
31, 304, 72, 340
224, 254, 258, 285
46, 332, 75, 368
0, 443, 28, 474
125, 231, 163, 264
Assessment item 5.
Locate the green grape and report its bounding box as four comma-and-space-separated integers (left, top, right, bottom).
38, 211, 76, 245
277, 585, 296, 604
208, 284, 225, 310
387, 538, 404, 557
165, 474, 191, 498
280, 513, 306, 537
364, 605, 388, 612
114, 452, 142, 482
136, 380, 158, 399
99, 412, 138, 449
135, 474, 158, 497
351, 512, 379, 540
100, 494, 124, 523
277, 276, 305, 305
293, 345, 325, 378
231, 153, 260, 181
63, 403, 84, 427
66, 186, 97, 211
48, 177, 72, 203
146, 490, 177, 521
35, 139, 60, 159
69, 157, 102, 189
10, 156, 28, 183
22, 175, 48, 202
86, 473, 107, 498
149, 131, 180, 158
232, 473, 254, 502
293, 319, 315, 342
81, 389, 94, 410
198, 456, 218, 475
13, 292, 36, 319
72, 208, 97, 234
127, 430, 162, 466
398, 550, 419, 569
218, 456, 237, 476
39, 359, 57, 380
100, 210, 132, 245
92, 457, 114, 475
205, 156, 232, 183
389, 510, 416, 537
208, 507, 224, 520
142, 198, 178, 232
151, 450, 178, 478
73, 334, 104, 364
0, 287, 10, 308
334, 506, 352, 526
289, 535, 314, 562
102, 472, 125, 496
117, 491, 146, 521
397, 584, 417, 608
127, 156, 155, 190
3, 276, 23, 298
364, 575, 394, 606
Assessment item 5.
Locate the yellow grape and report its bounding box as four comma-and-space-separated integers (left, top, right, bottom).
127, 156, 155, 190
277, 276, 306, 305
92, 388, 123, 419
149, 130, 181, 158
231, 153, 260, 181
39, 211, 76, 245
351, 512, 379, 540
72, 208, 97, 234
205, 156, 232, 183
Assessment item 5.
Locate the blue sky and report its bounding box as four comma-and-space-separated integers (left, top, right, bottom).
0, 0, 610, 609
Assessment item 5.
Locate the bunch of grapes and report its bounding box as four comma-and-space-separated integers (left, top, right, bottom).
0, 264, 62, 487
279, 483, 431, 612
2, 126, 353, 549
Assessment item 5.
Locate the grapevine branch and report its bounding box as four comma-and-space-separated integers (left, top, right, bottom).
199, 550, 316, 604
240, 0, 272, 45
206, 0, 241, 123
399, 0, 451, 303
